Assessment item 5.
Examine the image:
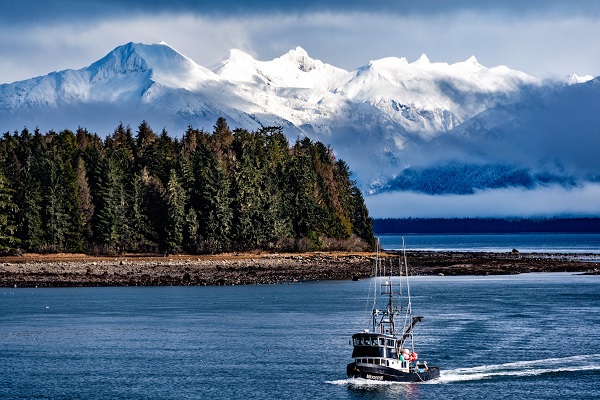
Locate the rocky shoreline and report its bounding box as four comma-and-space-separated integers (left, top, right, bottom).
0, 251, 598, 288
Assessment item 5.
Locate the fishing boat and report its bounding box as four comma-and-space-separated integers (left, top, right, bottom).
346, 238, 440, 382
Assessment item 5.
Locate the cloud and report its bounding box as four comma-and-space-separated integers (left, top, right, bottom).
365, 183, 600, 218
3, 0, 600, 22
2, 5, 600, 84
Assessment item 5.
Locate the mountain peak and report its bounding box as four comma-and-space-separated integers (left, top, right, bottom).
567, 73, 594, 85
88, 42, 218, 89
228, 48, 255, 60
214, 49, 259, 82
414, 54, 430, 64
88, 42, 151, 77
465, 55, 481, 66
288, 46, 309, 57
281, 46, 317, 72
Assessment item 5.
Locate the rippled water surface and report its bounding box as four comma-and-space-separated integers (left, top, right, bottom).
1, 273, 599, 399
380, 233, 600, 253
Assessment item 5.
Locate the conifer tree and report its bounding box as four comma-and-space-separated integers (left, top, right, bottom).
139, 166, 163, 251
257, 126, 293, 248
56, 129, 85, 252
0, 168, 19, 254
191, 136, 232, 253
164, 168, 186, 253
230, 128, 265, 250
75, 157, 94, 244
289, 137, 328, 249
7, 129, 44, 251
135, 120, 158, 170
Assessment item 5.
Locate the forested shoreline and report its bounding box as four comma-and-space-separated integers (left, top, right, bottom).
374, 217, 600, 234
0, 118, 374, 255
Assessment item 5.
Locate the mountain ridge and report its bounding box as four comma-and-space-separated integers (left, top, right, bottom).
1, 41, 598, 195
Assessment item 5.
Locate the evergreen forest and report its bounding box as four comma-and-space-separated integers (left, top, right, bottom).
0, 118, 374, 255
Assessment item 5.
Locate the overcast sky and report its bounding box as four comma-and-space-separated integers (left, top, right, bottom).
2, 0, 600, 84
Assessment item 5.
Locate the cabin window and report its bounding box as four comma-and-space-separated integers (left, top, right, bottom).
364, 338, 371, 346
386, 339, 394, 347
378, 338, 385, 346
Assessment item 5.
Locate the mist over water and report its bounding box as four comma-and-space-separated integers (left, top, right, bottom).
365, 183, 600, 218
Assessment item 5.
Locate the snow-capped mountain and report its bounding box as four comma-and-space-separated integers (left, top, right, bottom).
1, 41, 597, 194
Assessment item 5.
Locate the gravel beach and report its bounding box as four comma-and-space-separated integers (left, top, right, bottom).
1, 251, 598, 287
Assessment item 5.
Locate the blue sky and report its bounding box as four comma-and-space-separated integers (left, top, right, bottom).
2, 0, 600, 84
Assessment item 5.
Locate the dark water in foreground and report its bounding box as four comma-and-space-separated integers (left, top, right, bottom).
1, 273, 599, 399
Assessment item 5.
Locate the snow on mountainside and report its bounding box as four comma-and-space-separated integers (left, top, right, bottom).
0, 42, 219, 110
215, 46, 348, 90
336, 54, 540, 138
567, 73, 594, 84
0, 41, 598, 194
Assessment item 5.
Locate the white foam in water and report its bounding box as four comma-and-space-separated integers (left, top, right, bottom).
327, 354, 600, 386
437, 354, 600, 383
327, 378, 412, 386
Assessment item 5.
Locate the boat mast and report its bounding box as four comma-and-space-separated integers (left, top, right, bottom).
371, 238, 399, 335
402, 236, 417, 350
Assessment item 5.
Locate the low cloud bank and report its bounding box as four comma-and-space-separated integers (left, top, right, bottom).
365, 183, 600, 218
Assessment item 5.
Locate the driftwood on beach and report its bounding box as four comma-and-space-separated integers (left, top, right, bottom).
0, 251, 598, 288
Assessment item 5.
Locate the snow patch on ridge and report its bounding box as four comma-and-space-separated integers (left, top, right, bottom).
214, 47, 348, 89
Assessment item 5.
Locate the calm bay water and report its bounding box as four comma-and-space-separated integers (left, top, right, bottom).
1, 273, 600, 399
379, 233, 600, 253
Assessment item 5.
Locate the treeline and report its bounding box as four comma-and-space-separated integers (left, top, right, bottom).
0, 118, 374, 255
374, 217, 600, 234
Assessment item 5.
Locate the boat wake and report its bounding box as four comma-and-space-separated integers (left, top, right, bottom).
438, 354, 600, 383
327, 377, 412, 387
327, 354, 600, 386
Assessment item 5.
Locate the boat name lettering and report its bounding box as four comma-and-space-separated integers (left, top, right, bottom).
365, 374, 383, 381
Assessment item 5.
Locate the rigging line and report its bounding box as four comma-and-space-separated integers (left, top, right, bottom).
398, 253, 403, 316
373, 238, 379, 309
402, 236, 416, 350
363, 254, 375, 329
366, 238, 380, 331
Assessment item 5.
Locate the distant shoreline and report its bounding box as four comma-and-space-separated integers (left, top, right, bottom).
1, 250, 598, 288
374, 217, 600, 234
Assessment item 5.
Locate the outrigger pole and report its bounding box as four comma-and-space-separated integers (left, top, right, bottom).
399, 316, 423, 347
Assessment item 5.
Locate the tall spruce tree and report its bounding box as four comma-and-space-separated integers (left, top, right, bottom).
164, 169, 186, 253
289, 138, 328, 249
0, 168, 19, 254
230, 128, 266, 250
191, 135, 232, 253
75, 157, 94, 245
